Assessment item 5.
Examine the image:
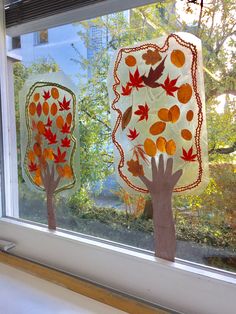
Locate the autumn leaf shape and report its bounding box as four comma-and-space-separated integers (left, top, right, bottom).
28, 161, 38, 172
134, 103, 149, 121
45, 117, 52, 127
61, 123, 70, 134
53, 147, 67, 163
61, 137, 71, 147
127, 128, 139, 141
121, 84, 132, 96
58, 96, 71, 111
142, 49, 162, 66
43, 128, 57, 144
161, 75, 179, 97
122, 106, 132, 130
142, 56, 167, 88
131, 145, 149, 164
43, 90, 50, 100
127, 159, 144, 177
181, 146, 197, 162
127, 68, 144, 90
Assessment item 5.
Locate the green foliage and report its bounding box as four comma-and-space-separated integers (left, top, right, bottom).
67, 187, 94, 214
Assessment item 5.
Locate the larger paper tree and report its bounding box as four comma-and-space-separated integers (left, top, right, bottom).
21, 73, 78, 230
108, 33, 208, 261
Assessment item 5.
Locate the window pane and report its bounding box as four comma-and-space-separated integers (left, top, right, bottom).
6, 1, 236, 273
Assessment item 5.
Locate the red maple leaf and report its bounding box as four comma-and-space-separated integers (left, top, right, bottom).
43, 90, 50, 100
127, 128, 139, 141
43, 128, 57, 144
134, 103, 150, 121
53, 147, 67, 163
61, 123, 70, 134
58, 96, 71, 111
45, 117, 52, 127
28, 161, 38, 172
61, 137, 71, 147
161, 75, 179, 97
181, 146, 197, 162
127, 68, 144, 90
121, 84, 132, 96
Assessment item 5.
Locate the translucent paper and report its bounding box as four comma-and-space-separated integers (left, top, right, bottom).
20, 71, 79, 196
108, 32, 209, 194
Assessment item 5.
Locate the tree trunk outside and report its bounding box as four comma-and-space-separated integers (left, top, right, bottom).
47, 192, 56, 230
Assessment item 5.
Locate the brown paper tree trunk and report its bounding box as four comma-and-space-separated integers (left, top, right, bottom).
41, 163, 60, 230
140, 156, 182, 262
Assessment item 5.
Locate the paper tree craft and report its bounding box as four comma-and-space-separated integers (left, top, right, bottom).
108, 32, 208, 261
20, 72, 79, 230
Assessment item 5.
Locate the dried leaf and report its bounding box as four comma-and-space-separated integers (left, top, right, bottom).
157, 108, 171, 122
177, 83, 192, 104
181, 129, 192, 141
169, 105, 180, 123
122, 106, 132, 130
170, 50, 185, 68
149, 121, 166, 135
166, 139, 176, 155
142, 56, 167, 88
29, 102, 36, 116
127, 159, 144, 176
43, 101, 49, 115
186, 110, 194, 121
51, 103, 58, 116
125, 55, 137, 67
51, 87, 59, 99
156, 137, 166, 152
56, 115, 64, 129
144, 138, 157, 157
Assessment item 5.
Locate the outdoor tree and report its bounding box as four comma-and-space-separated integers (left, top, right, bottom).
20, 74, 78, 229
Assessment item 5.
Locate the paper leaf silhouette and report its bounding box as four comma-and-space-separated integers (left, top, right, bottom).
142, 56, 167, 88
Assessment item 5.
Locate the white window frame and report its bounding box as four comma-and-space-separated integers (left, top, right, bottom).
0, 1, 236, 313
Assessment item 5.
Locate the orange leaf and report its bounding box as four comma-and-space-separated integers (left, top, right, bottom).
56, 165, 64, 177
66, 113, 72, 125
177, 83, 192, 104
157, 108, 171, 122
64, 164, 73, 178
181, 129, 192, 141
169, 105, 180, 123
29, 102, 36, 115
51, 87, 59, 99
28, 150, 36, 162
33, 142, 42, 157
149, 121, 166, 135
156, 137, 166, 152
33, 93, 40, 102
125, 55, 136, 67
142, 49, 162, 66
127, 159, 144, 177
186, 110, 194, 121
122, 106, 132, 130
171, 50, 185, 68
37, 121, 45, 134
166, 139, 176, 155
144, 138, 157, 157
56, 116, 64, 129
43, 101, 49, 115
51, 103, 58, 116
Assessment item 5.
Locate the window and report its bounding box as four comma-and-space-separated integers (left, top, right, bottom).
11, 35, 21, 49
0, 1, 235, 313
34, 30, 48, 45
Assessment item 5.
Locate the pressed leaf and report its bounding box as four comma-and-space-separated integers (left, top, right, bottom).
36, 102, 42, 117
186, 110, 194, 121
64, 164, 73, 178
166, 139, 176, 155
177, 83, 192, 104
149, 121, 166, 135
28, 150, 36, 162
51, 87, 59, 99
33, 93, 40, 102
181, 129, 192, 141
134, 103, 149, 121
144, 138, 157, 157
169, 105, 180, 123
43, 101, 49, 115
66, 113, 72, 125
142, 49, 162, 66
56, 115, 64, 129
37, 121, 45, 134
34, 173, 42, 186
170, 50, 185, 68
51, 103, 58, 116
56, 165, 64, 177
33, 142, 42, 157
122, 106, 132, 130
29, 102, 36, 115
127, 159, 144, 176
157, 108, 171, 122
181, 146, 197, 162
156, 137, 166, 152
125, 55, 136, 67
142, 56, 167, 88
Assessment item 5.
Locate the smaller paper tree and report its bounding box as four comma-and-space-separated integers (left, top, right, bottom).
21, 76, 78, 230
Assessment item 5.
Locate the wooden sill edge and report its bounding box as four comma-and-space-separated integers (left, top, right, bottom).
0, 251, 170, 314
